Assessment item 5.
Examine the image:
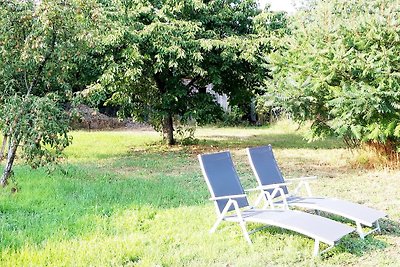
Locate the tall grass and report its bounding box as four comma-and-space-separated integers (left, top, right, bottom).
0, 122, 399, 266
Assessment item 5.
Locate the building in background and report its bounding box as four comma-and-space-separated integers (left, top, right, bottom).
259, 0, 299, 13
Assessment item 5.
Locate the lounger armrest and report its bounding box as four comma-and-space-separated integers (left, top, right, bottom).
288, 177, 315, 197
246, 182, 291, 193
257, 182, 292, 190
251, 186, 289, 209
286, 176, 318, 182
209, 194, 247, 201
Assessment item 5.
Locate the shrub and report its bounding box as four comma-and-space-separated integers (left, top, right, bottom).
268, 0, 400, 160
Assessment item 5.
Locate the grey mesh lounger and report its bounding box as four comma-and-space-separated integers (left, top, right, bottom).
246, 145, 387, 239
198, 151, 354, 256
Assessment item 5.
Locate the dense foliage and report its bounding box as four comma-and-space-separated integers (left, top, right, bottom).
267, 0, 400, 156
86, 0, 285, 144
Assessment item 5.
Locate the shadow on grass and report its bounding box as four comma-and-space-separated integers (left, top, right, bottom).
339, 218, 400, 256
335, 235, 387, 257
65, 130, 344, 162
127, 133, 346, 161
0, 154, 209, 251
380, 219, 400, 237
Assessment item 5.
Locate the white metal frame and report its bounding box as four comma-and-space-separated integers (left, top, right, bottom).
356, 220, 381, 239
286, 176, 317, 197
246, 182, 291, 209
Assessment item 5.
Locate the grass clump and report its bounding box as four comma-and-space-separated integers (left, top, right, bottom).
351, 144, 400, 170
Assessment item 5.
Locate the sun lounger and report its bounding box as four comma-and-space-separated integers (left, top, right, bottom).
198, 151, 354, 256
247, 145, 387, 239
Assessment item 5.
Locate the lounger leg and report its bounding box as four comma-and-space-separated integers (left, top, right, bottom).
376, 220, 381, 233
229, 200, 252, 244
210, 199, 234, 233
304, 182, 312, 197
356, 220, 383, 238
356, 221, 365, 239
313, 239, 320, 256
263, 192, 275, 210
240, 221, 252, 244
210, 217, 223, 234
254, 192, 266, 208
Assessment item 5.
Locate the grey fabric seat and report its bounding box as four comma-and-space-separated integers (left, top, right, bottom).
198, 151, 354, 256
246, 145, 387, 239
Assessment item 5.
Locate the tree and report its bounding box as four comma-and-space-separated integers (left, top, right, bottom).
0, 0, 96, 186
87, 0, 283, 145
268, 0, 400, 157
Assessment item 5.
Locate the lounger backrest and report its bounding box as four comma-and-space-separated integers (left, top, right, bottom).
198, 151, 249, 214
247, 145, 289, 197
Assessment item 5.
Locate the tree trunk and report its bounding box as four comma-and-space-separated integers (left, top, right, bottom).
154, 73, 175, 145
0, 135, 7, 160
163, 114, 175, 145
0, 138, 18, 187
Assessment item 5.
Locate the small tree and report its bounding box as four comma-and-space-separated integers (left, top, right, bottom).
86, 0, 283, 145
268, 0, 400, 157
0, 95, 70, 186
0, 0, 94, 186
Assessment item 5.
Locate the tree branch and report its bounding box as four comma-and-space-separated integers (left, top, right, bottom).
26, 21, 58, 96
185, 75, 201, 89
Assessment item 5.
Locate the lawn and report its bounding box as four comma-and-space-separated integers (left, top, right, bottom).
0, 121, 399, 266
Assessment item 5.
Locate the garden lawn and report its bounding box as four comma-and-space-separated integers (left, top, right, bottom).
0, 122, 399, 266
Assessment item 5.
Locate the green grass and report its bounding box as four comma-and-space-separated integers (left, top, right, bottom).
64, 131, 160, 161
0, 121, 399, 266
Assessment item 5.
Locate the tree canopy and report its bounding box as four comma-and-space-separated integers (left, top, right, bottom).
86, 0, 285, 144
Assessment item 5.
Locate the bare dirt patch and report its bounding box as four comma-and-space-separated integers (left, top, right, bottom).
71, 104, 153, 131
